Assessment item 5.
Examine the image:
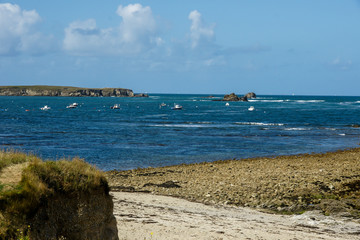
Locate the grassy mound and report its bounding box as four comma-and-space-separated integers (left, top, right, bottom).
0, 150, 108, 239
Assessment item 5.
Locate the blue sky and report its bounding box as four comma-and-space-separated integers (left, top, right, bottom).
0, 1, 359, 95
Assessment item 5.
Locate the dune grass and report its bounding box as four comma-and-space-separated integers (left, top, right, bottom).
0, 150, 108, 239
0, 150, 38, 172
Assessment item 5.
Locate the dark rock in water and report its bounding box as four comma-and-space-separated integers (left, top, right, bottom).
244, 92, 256, 99
134, 93, 149, 97
219, 92, 257, 102
223, 93, 241, 101
221, 93, 248, 102
30, 189, 119, 240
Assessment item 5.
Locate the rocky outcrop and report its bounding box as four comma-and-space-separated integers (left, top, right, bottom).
30, 189, 118, 240
219, 92, 257, 102
0, 86, 145, 97
223, 93, 243, 101
244, 92, 256, 99
134, 93, 149, 97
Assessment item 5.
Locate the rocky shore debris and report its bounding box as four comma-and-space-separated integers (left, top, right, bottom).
143, 180, 181, 188
107, 148, 360, 219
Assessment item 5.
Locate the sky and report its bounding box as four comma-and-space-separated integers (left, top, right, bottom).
0, 1, 359, 95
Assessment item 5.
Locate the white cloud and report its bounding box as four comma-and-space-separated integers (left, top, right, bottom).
63, 19, 116, 55
117, 4, 156, 43
0, 3, 53, 56
188, 10, 215, 48
64, 3, 161, 56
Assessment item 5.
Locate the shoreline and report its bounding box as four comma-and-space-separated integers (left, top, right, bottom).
111, 191, 360, 239
107, 147, 360, 218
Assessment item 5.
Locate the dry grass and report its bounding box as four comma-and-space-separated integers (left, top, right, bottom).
0, 163, 29, 187
0, 150, 38, 172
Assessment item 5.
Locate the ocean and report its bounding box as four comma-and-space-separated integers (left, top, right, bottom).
1, 94, 360, 171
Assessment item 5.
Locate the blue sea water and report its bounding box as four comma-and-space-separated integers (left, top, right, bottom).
1, 94, 360, 171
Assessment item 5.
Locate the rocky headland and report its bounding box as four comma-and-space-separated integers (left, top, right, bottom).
0, 85, 148, 97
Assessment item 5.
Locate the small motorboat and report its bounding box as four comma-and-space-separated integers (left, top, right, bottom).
248, 106, 255, 111
72, 102, 78, 107
171, 104, 182, 110
66, 103, 77, 109
110, 104, 120, 109
40, 105, 51, 110
225, 102, 230, 106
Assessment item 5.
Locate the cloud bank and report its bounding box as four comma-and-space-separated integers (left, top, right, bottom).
0, 3, 270, 71
0, 3, 53, 56
63, 4, 161, 56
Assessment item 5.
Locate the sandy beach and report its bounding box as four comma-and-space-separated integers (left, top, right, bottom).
112, 191, 359, 240
108, 148, 360, 239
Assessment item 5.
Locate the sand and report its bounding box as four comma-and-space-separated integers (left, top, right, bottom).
112, 192, 360, 240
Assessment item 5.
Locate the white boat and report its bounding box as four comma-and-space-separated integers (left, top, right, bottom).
171, 104, 182, 110
40, 105, 51, 110
110, 104, 120, 109
248, 106, 255, 111
72, 102, 78, 106
225, 102, 230, 106
66, 103, 77, 109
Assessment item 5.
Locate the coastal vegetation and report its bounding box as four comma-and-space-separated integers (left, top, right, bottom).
0, 150, 111, 239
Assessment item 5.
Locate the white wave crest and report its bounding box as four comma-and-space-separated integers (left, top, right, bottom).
151, 123, 216, 128
248, 100, 284, 103
284, 127, 310, 131
295, 100, 325, 103
235, 122, 284, 126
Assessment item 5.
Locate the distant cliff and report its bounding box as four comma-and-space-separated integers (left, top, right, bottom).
0, 85, 148, 97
